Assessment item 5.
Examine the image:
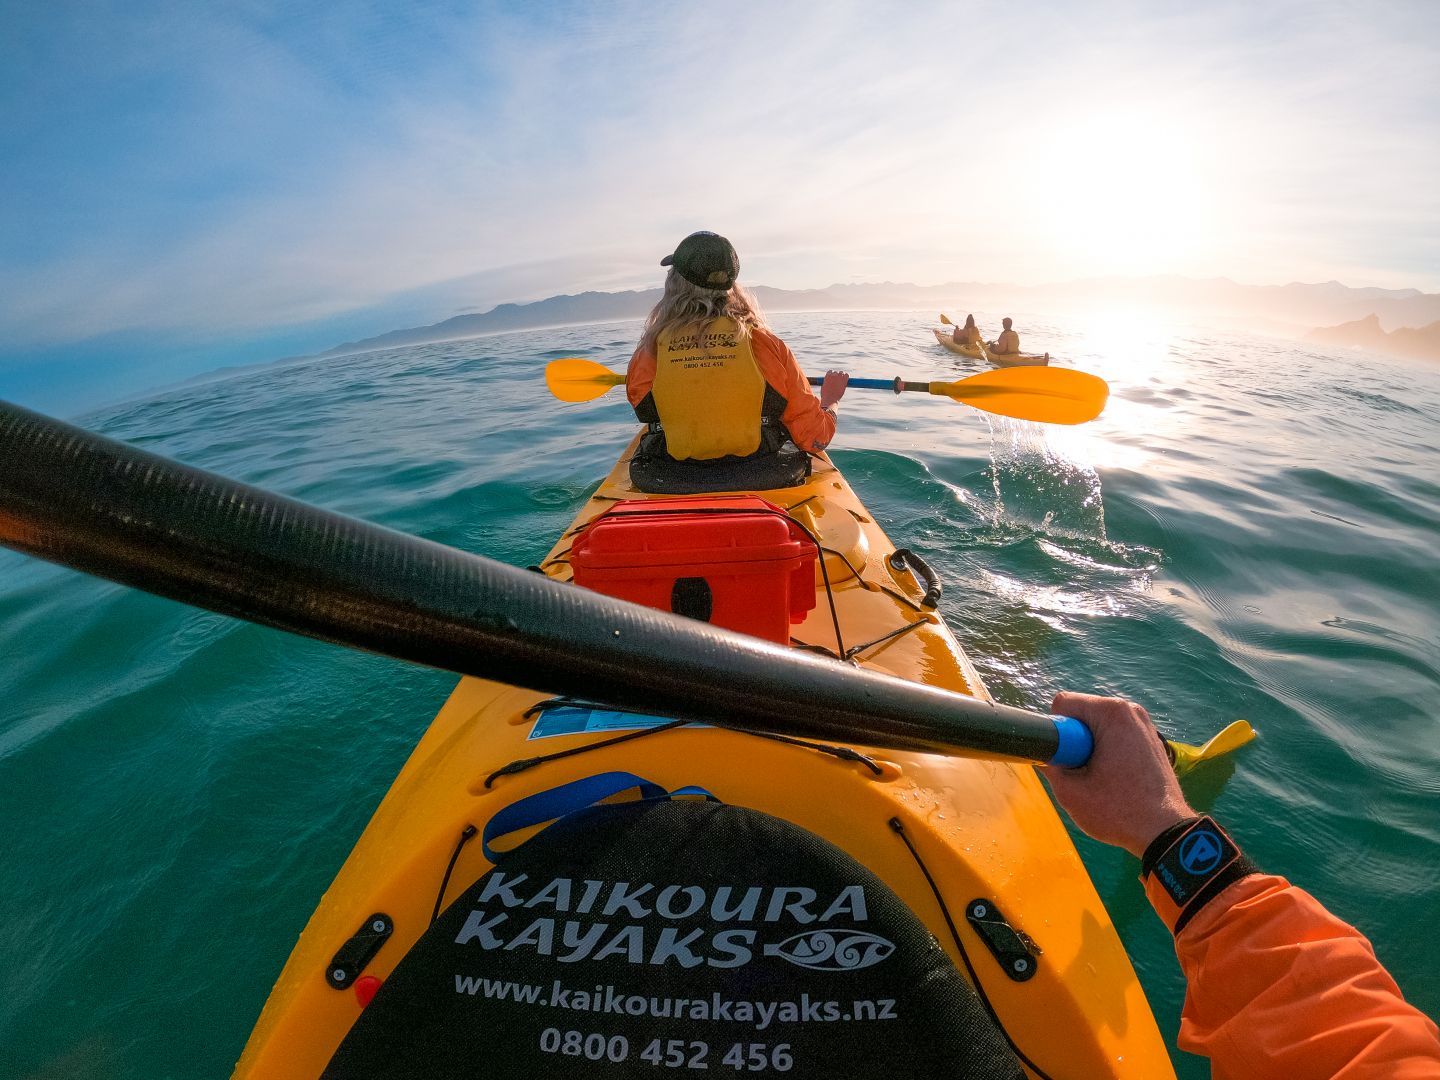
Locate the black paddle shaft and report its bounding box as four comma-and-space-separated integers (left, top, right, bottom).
0, 399, 1069, 762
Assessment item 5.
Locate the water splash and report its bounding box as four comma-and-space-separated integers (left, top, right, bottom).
984, 416, 1108, 537
979, 415, 1160, 582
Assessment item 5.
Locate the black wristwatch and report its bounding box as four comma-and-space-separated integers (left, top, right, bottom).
1141, 816, 1259, 933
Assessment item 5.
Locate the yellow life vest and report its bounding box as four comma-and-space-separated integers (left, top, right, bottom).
651, 317, 766, 460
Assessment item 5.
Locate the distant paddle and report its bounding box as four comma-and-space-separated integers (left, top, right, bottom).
544, 357, 1110, 426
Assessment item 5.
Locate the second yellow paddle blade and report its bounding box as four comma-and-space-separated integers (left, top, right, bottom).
545, 357, 626, 403
1170, 720, 1257, 777
930, 366, 1110, 425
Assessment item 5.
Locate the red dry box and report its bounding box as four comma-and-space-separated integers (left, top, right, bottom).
569, 495, 817, 644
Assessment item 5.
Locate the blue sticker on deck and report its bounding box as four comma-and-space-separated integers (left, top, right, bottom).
528, 706, 691, 740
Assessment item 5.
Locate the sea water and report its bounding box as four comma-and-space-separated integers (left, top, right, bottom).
2, 311, 1437, 1077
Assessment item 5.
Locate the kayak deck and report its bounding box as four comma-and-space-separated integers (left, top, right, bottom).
234, 435, 1173, 1078
933, 328, 1050, 367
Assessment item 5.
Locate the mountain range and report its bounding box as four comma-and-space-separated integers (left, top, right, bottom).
313, 276, 1440, 361
1305, 314, 1440, 361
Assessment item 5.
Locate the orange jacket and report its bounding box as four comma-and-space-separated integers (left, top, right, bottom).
1146, 871, 1440, 1078
627, 326, 836, 453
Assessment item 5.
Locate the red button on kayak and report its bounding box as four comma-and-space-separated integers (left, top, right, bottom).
354, 975, 382, 1008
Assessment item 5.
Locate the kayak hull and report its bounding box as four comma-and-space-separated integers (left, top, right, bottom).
235, 436, 1173, 1079
933, 328, 1050, 367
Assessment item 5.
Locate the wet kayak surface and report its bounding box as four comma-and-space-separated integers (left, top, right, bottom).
3, 310, 1437, 1078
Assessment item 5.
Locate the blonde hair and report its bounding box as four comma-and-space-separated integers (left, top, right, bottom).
639, 268, 769, 353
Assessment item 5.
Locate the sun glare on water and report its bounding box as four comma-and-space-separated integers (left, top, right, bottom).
1046, 308, 1187, 473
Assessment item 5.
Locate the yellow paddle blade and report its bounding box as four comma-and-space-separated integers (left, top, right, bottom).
939, 313, 954, 325
545, 357, 626, 403
929, 366, 1110, 425
1169, 720, 1258, 778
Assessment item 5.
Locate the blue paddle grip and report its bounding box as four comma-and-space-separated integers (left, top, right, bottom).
805, 376, 897, 391
1049, 715, 1094, 767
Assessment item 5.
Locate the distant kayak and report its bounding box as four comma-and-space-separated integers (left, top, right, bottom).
932, 328, 1049, 367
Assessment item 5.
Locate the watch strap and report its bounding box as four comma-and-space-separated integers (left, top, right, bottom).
1141, 815, 1258, 934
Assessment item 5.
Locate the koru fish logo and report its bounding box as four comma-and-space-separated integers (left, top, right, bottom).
764, 930, 895, 972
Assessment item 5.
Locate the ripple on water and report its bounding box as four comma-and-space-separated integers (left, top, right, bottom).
1036, 536, 1161, 576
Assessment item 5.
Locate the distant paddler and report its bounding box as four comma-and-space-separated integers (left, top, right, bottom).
989, 317, 1049, 363
952, 313, 983, 347
992, 316, 1021, 355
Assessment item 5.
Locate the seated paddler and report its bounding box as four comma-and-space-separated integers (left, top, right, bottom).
625, 231, 848, 494
992, 316, 1021, 354
952, 313, 983, 347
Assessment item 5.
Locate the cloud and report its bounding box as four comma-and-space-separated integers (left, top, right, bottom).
1, 0, 1436, 358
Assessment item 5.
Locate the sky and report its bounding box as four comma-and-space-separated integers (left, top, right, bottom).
2, 0, 1438, 412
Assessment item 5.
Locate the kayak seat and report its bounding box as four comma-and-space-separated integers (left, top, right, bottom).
322, 799, 1022, 1079
629, 431, 812, 494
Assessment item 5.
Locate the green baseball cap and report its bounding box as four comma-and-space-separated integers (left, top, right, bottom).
661, 231, 740, 290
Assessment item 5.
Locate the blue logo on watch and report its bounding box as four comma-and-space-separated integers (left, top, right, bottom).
1178, 829, 1224, 875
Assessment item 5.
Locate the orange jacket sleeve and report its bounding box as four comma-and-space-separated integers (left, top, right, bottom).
751, 329, 835, 452
1146, 871, 1440, 1078
626, 344, 656, 414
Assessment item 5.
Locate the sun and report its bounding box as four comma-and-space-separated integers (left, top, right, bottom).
1019, 110, 1217, 276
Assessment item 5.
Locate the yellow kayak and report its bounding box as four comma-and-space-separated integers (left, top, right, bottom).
234, 435, 1173, 1079
933, 328, 1050, 367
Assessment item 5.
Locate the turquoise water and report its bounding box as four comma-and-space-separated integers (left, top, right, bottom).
3, 311, 1438, 1078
